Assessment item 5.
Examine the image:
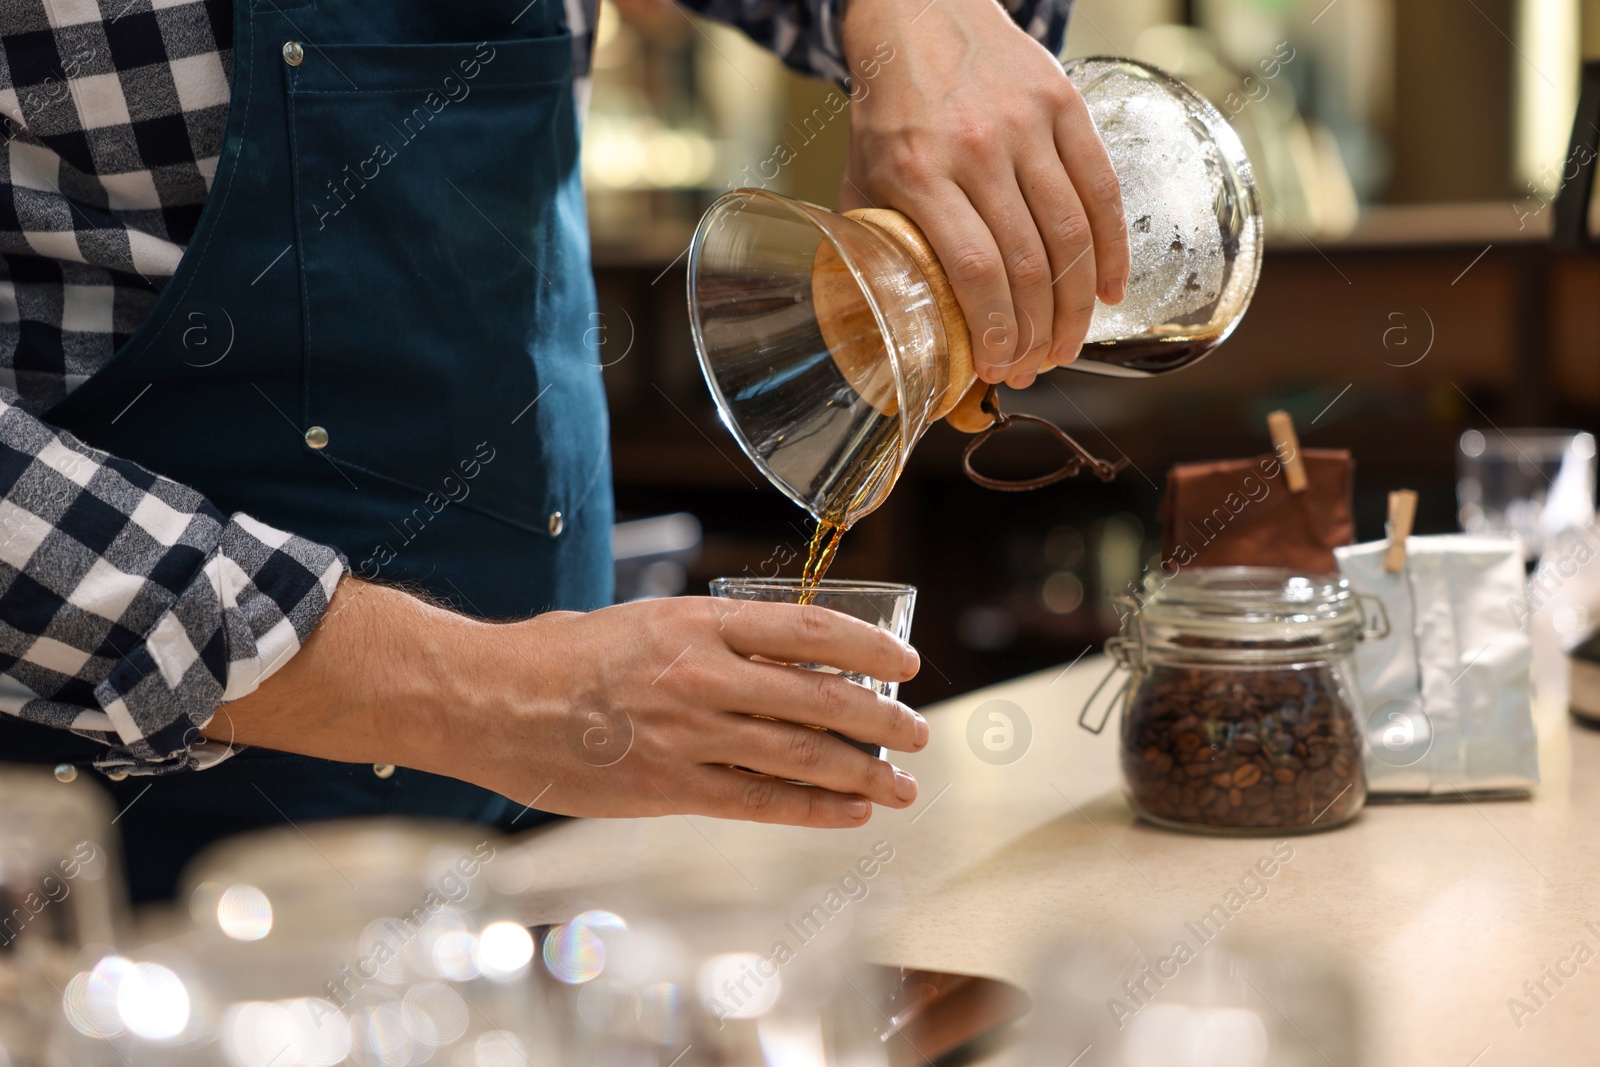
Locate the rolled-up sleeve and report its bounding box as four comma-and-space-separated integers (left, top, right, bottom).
0, 392, 347, 775
673, 0, 1074, 82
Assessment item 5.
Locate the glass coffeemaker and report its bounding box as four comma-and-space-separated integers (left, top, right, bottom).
688, 57, 1264, 531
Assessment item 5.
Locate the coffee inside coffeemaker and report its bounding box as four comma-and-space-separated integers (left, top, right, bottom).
1082, 326, 1228, 375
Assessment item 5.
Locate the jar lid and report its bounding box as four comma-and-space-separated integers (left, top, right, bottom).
1131, 566, 1366, 658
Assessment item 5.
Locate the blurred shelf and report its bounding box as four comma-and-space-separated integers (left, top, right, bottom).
1301, 199, 1559, 249
588, 200, 1584, 272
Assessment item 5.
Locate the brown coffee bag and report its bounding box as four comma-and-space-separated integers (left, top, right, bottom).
1160, 449, 1355, 574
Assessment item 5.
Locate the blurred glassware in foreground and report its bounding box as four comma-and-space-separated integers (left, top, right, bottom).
535, 874, 890, 1067
689, 58, 1261, 528
709, 577, 916, 759
1457, 428, 1597, 563
48, 819, 560, 1067
0, 767, 123, 1067
1026, 928, 1362, 1067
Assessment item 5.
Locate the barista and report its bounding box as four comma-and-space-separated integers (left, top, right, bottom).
0, 0, 1127, 899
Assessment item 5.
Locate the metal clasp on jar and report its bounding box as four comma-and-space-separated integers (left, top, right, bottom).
1077, 633, 1139, 735
1076, 596, 1146, 735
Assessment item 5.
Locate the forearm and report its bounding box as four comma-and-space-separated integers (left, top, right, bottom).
202, 578, 470, 769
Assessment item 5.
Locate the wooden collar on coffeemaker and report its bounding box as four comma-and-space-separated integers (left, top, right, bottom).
813, 207, 1128, 488
812, 208, 993, 432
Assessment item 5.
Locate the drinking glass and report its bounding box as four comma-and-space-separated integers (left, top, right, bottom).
709, 578, 916, 760
536, 878, 891, 1067
49, 820, 566, 1066
1457, 428, 1597, 562
1025, 928, 1362, 1067
0, 767, 123, 1067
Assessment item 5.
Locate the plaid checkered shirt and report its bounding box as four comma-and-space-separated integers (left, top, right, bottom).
0, 0, 1070, 775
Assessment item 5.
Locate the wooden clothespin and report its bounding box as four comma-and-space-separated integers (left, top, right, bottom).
1267, 410, 1309, 493
1384, 489, 1419, 573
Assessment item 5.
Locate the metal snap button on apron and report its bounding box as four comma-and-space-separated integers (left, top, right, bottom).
372, 763, 395, 779
105, 768, 129, 782
548, 511, 564, 537
282, 41, 305, 66
304, 425, 329, 450
54, 763, 77, 783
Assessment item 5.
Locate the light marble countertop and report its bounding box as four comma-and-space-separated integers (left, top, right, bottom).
508, 656, 1598, 1067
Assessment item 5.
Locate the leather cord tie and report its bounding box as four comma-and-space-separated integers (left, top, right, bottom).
961, 385, 1129, 491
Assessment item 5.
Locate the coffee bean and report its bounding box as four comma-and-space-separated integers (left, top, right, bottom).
1120, 658, 1365, 832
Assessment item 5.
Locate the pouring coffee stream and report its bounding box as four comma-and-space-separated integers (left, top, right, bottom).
687, 58, 1264, 596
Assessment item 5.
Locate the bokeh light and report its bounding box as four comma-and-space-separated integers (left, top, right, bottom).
222, 1001, 292, 1067
115, 961, 190, 1040
431, 930, 481, 982
541, 910, 625, 985
358, 918, 413, 985
458, 1030, 527, 1067
222, 998, 351, 1067
352, 1002, 419, 1066
217, 884, 274, 941
475, 921, 534, 979
63, 956, 134, 1039
696, 952, 781, 1020
1042, 571, 1085, 614
401, 983, 469, 1047
413, 907, 474, 981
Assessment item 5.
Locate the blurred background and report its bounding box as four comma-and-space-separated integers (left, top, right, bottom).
591, 0, 1600, 706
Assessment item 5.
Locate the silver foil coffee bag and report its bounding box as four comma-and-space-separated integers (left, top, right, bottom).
1335, 535, 1538, 795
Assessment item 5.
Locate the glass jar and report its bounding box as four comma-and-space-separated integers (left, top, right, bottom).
1100, 568, 1386, 835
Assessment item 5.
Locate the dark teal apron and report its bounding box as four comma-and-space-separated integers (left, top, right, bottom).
11, 0, 613, 901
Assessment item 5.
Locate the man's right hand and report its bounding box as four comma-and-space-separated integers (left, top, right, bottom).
207, 580, 926, 828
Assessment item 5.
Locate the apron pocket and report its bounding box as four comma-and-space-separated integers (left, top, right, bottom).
288, 32, 608, 537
